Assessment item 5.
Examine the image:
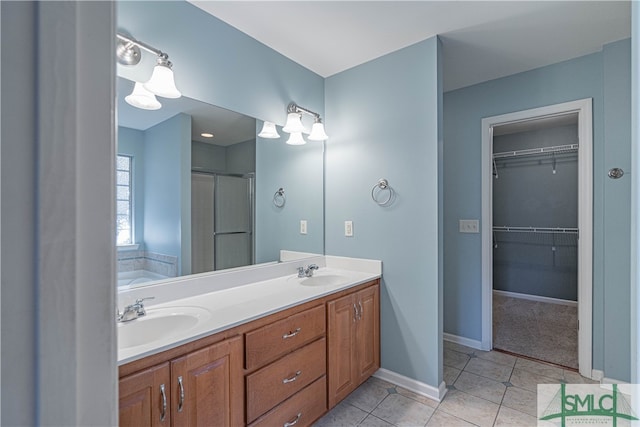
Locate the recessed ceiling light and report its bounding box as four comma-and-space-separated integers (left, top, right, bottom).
201, 132, 214, 138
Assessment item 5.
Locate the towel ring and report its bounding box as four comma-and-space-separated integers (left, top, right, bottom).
371, 179, 394, 206
273, 188, 286, 207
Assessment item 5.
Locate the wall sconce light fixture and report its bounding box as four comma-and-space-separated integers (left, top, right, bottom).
258, 121, 280, 139
282, 102, 328, 144
117, 33, 182, 109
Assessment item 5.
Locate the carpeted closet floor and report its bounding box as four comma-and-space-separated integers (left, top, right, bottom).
492, 293, 578, 369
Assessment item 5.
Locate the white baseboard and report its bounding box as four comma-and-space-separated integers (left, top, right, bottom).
493, 289, 578, 307
591, 369, 604, 381
373, 368, 447, 402
443, 333, 483, 350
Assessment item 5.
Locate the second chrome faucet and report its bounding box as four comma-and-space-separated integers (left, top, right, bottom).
297, 264, 319, 278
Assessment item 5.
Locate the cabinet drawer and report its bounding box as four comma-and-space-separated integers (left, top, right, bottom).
246, 338, 326, 423
249, 376, 327, 427
245, 305, 325, 370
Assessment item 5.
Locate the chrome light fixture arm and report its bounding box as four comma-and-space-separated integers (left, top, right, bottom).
116, 33, 169, 65
287, 102, 322, 123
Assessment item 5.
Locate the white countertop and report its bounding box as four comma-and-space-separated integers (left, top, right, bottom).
118, 259, 381, 365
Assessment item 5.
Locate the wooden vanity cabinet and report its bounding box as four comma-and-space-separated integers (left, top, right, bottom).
119, 362, 171, 427
119, 336, 243, 427
327, 284, 380, 409
119, 279, 380, 427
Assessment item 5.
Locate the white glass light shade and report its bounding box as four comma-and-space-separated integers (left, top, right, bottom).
125, 82, 162, 110
285, 132, 306, 145
283, 113, 305, 133
258, 121, 280, 139
143, 63, 181, 98
308, 122, 329, 141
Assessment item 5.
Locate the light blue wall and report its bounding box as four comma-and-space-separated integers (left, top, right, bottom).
117, 126, 145, 246
143, 113, 191, 274
255, 124, 325, 262
444, 39, 631, 380
117, 1, 323, 131
192, 141, 226, 173
325, 37, 443, 387
118, 1, 325, 261
632, 1, 639, 384
226, 139, 256, 174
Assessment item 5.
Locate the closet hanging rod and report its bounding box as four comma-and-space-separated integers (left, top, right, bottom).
493, 226, 578, 234
493, 143, 578, 160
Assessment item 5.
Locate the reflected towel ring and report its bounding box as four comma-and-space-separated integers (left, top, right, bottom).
273, 188, 286, 207
371, 179, 394, 206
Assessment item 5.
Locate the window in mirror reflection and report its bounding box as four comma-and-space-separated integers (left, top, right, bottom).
116, 154, 133, 245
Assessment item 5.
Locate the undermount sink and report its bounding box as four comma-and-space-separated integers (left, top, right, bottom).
118, 306, 211, 350
292, 273, 348, 287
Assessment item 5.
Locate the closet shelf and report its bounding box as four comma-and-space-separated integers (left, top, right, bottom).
493, 143, 578, 160
493, 226, 578, 234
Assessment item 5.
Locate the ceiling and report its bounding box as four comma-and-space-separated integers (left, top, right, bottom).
189, 1, 630, 92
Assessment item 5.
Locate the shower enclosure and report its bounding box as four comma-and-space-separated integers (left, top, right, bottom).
191, 172, 254, 273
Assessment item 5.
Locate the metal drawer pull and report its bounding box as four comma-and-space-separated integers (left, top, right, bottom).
282, 371, 302, 384
178, 376, 185, 412
353, 304, 358, 322
282, 328, 301, 339
358, 301, 363, 320
284, 413, 302, 427
160, 384, 167, 422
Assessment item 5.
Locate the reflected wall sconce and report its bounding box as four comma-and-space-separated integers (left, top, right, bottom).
258, 121, 280, 139
117, 32, 182, 110
282, 102, 328, 144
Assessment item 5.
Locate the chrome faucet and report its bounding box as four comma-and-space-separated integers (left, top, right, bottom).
297, 264, 319, 278
117, 297, 154, 322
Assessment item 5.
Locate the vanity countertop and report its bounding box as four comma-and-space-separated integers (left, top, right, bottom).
118, 266, 380, 365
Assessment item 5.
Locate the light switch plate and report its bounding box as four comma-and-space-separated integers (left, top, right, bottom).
459, 219, 479, 233
345, 221, 353, 237
300, 220, 307, 235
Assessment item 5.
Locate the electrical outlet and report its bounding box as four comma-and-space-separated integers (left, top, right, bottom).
459, 219, 479, 233
300, 220, 307, 235
345, 220, 353, 237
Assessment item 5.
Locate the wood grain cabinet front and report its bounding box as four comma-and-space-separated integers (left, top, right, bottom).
118, 336, 243, 427
245, 304, 325, 370
246, 338, 326, 423
327, 284, 380, 409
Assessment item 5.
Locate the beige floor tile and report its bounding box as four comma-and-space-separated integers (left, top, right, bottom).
444, 349, 471, 370
396, 387, 439, 408
444, 340, 477, 355
313, 401, 368, 427
475, 350, 517, 367
368, 375, 397, 390
562, 370, 598, 384
453, 371, 506, 404
494, 406, 538, 427
514, 359, 564, 381
501, 386, 537, 416
371, 393, 435, 427
344, 380, 390, 412
464, 357, 513, 382
509, 368, 559, 393
426, 408, 477, 426
438, 390, 500, 427
359, 414, 394, 427
444, 365, 462, 385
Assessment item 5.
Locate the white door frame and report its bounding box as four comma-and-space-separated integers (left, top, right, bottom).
481, 98, 593, 378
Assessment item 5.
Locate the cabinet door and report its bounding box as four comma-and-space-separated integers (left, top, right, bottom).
327, 293, 357, 409
171, 336, 243, 427
355, 285, 380, 383
119, 362, 171, 427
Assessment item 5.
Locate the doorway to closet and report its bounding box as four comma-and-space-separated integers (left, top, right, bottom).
480, 99, 593, 379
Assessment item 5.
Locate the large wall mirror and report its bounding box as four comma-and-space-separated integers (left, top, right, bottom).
116, 75, 324, 288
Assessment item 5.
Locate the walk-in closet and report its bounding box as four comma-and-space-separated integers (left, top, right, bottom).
492, 114, 579, 369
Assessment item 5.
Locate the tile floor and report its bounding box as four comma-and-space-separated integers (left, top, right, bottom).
313, 341, 597, 426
